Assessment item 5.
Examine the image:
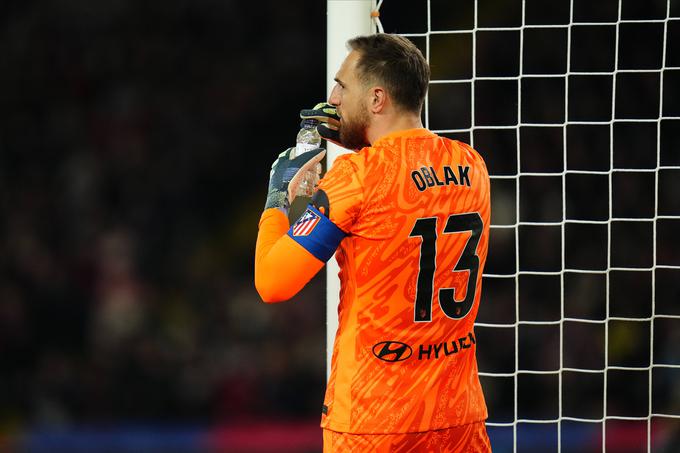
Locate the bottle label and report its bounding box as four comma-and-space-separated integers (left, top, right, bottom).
296, 142, 318, 155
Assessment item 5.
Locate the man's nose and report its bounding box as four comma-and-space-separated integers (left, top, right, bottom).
328, 85, 340, 106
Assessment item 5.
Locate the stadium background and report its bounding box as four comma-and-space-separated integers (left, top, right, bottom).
0, 0, 678, 452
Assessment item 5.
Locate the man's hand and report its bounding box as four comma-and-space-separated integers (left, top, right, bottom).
300, 103, 341, 146
265, 147, 326, 213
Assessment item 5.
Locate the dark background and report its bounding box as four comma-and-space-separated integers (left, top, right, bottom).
1, 0, 326, 437
1, 0, 680, 452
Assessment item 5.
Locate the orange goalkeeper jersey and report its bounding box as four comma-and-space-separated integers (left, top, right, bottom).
255, 128, 490, 434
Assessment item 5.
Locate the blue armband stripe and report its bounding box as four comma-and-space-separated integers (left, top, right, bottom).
287, 205, 346, 262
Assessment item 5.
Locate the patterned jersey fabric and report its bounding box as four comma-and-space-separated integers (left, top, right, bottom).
317, 128, 491, 434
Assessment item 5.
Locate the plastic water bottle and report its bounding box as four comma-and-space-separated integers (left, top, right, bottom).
294, 119, 322, 197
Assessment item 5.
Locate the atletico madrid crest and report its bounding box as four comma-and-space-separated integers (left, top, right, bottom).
292, 209, 321, 237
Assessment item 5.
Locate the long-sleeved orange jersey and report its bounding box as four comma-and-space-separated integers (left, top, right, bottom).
256, 128, 490, 434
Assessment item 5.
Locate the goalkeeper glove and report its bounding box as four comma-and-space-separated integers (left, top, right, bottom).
265, 147, 326, 213
300, 103, 341, 146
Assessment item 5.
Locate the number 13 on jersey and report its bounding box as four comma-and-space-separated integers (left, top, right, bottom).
408, 212, 483, 323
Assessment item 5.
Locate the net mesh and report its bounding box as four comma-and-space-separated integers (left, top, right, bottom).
376, 0, 680, 450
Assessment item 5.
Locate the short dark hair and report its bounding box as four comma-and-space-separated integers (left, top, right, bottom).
347, 34, 430, 114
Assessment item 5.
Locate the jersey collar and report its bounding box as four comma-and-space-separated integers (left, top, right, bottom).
372, 128, 437, 148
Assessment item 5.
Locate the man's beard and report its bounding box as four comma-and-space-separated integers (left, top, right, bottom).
339, 105, 371, 151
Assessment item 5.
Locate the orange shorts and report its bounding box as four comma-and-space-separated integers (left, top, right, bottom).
322, 421, 492, 453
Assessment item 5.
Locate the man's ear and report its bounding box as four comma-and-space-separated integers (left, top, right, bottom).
370, 87, 386, 113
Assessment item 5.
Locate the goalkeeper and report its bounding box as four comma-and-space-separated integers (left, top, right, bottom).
255, 34, 492, 452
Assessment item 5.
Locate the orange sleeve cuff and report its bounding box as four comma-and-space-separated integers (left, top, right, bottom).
255, 208, 324, 303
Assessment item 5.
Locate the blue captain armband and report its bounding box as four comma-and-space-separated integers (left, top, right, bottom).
287, 205, 346, 262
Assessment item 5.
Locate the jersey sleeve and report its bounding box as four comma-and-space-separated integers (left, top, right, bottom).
315, 154, 364, 233
255, 208, 323, 302
254, 206, 346, 303
255, 155, 362, 303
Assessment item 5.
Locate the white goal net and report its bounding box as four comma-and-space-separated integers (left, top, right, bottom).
373, 0, 680, 451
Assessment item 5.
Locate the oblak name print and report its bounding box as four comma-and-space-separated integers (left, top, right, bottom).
411, 165, 471, 192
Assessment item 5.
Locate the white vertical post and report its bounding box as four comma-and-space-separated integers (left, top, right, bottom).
326, 0, 375, 378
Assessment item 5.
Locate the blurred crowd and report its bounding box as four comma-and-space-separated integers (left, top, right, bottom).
0, 0, 326, 433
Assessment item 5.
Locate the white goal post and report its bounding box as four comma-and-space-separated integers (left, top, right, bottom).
325, 0, 377, 377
